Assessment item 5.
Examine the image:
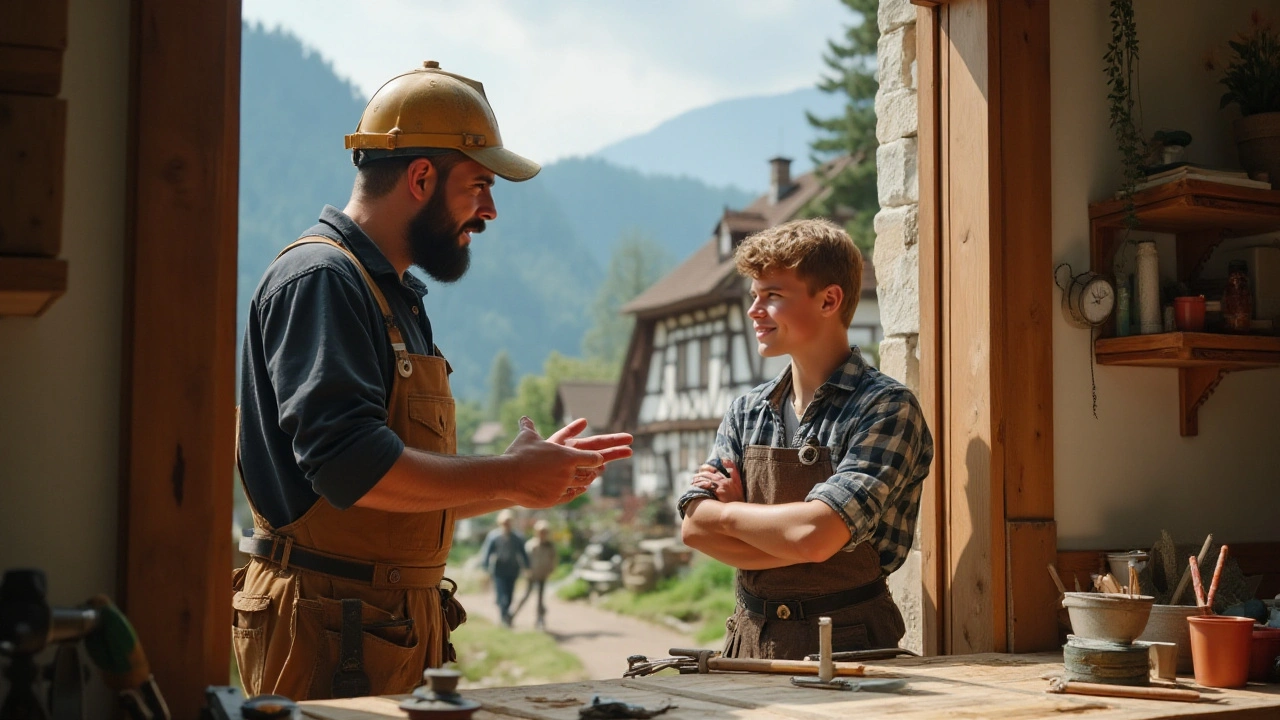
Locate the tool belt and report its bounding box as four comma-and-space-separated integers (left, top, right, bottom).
737, 577, 888, 621
239, 534, 446, 589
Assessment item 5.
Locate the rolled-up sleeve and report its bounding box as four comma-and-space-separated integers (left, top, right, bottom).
806, 393, 933, 555
258, 266, 404, 509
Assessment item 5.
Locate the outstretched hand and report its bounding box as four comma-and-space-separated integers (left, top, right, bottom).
504, 417, 606, 508
549, 418, 634, 484
691, 458, 744, 503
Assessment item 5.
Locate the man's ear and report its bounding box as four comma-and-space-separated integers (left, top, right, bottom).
404, 157, 438, 202
821, 284, 844, 316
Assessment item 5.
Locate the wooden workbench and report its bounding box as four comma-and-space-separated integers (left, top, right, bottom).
298, 652, 1280, 720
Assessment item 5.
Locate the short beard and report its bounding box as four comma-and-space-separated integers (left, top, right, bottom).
407, 183, 483, 283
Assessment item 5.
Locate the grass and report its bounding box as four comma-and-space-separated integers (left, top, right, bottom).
556, 577, 591, 601
450, 615, 587, 687
598, 558, 736, 644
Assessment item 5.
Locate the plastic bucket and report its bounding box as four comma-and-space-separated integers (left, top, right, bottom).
1188, 615, 1254, 688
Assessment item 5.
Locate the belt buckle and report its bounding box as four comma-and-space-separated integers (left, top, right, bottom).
768, 601, 801, 621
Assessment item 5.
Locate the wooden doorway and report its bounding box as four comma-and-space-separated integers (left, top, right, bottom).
914, 0, 1058, 656
118, 0, 240, 715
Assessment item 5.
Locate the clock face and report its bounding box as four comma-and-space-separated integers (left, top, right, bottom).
1082, 277, 1115, 324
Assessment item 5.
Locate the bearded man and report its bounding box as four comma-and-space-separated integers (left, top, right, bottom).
233, 62, 632, 700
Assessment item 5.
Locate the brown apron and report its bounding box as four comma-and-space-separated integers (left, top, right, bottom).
231, 237, 465, 700
722, 444, 905, 659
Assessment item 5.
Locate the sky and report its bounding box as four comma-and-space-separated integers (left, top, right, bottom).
240, 0, 857, 163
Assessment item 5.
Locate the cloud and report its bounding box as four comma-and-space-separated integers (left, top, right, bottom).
241, 0, 854, 161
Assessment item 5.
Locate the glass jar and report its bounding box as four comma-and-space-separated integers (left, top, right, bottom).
1222, 259, 1253, 333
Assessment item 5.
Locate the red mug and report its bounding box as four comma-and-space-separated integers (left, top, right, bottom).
1174, 295, 1206, 332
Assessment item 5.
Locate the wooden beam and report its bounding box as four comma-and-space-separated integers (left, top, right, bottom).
0, 44, 63, 95
916, 1, 945, 658
119, 0, 239, 716
0, 256, 66, 316
0, 93, 66, 257
1006, 521, 1058, 652
0, 0, 68, 50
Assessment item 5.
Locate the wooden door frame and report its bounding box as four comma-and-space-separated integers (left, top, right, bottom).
914, 0, 1057, 655
118, 0, 240, 714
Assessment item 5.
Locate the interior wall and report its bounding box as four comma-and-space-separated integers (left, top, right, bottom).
0, 0, 129, 645
1052, 0, 1280, 550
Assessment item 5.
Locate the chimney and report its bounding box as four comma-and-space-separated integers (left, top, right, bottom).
769, 156, 794, 204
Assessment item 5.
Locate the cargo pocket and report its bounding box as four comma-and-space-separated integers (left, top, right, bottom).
231, 591, 271, 693
297, 597, 423, 700
407, 394, 455, 453
832, 623, 870, 652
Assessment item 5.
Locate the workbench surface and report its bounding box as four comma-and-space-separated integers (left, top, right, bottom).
299, 652, 1280, 720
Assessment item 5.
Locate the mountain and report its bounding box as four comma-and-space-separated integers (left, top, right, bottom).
538, 158, 752, 267
238, 24, 827, 400
591, 87, 847, 192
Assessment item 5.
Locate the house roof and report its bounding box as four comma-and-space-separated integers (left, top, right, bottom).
621, 155, 861, 317
553, 381, 617, 429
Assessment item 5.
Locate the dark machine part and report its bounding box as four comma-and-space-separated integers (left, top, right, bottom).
399, 669, 481, 720
0, 569, 171, 720
1, 569, 101, 720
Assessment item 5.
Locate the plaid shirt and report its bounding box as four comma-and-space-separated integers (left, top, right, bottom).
680, 348, 933, 575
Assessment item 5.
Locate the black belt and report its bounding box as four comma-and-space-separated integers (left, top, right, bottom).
240, 535, 377, 583
738, 577, 887, 621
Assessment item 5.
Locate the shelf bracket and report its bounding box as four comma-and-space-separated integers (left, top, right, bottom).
1178, 366, 1228, 437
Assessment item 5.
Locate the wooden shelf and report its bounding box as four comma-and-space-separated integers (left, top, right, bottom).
0, 256, 66, 317
1088, 180, 1280, 436
1095, 332, 1280, 368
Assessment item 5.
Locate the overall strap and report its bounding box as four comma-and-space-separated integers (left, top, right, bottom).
279, 236, 414, 375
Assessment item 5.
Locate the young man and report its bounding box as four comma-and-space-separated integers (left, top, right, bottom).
679, 218, 933, 659
234, 62, 632, 699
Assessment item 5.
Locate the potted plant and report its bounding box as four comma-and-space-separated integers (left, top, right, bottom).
1208, 11, 1280, 186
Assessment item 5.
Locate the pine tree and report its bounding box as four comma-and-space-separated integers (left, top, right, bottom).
582, 232, 670, 368
486, 350, 515, 421
805, 0, 880, 253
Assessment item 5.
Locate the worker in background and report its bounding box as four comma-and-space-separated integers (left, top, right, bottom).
678, 219, 933, 659
480, 509, 528, 628
517, 519, 559, 630
233, 61, 633, 699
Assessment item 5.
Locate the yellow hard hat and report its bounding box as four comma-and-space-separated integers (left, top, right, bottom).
345, 61, 539, 182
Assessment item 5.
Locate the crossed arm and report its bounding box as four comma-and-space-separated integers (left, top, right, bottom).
679, 460, 853, 570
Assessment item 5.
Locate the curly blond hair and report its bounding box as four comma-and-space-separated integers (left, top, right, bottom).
734, 218, 863, 325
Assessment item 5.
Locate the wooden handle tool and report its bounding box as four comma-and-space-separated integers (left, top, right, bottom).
1170, 534, 1213, 606
669, 648, 864, 676
1204, 544, 1229, 613
1047, 678, 1200, 703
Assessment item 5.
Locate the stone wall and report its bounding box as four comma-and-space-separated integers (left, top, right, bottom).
874, 0, 923, 655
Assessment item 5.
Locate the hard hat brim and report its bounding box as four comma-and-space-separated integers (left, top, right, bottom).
462, 146, 541, 182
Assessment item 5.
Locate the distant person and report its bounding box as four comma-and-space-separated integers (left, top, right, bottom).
515, 519, 558, 630
678, 218, 934, 660
233, 60, 632, 699
481, 509, 529, 627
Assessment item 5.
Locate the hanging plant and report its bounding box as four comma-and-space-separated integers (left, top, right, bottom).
1104, 0, 1146, 229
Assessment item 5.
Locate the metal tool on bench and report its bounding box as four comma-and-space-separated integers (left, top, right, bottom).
623, 644, 866, 678
790, 618, 908, 693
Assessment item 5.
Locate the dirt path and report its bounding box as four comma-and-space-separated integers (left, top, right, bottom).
456, 586, 699, 680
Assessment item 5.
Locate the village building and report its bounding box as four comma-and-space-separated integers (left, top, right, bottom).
608, 155, 881, 500
551, 380, 630, 497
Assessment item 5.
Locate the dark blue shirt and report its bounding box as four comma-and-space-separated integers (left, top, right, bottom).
239, 206, 436, 528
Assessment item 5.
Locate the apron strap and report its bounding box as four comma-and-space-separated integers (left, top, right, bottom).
331, 599, 372, 698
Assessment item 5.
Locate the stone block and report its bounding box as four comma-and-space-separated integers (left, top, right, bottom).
874, 242, 920, 337
877, 24, 916, 93
873, 205, 919, 252
878, 0, 917, 35
888, 548, 923, 655
876, 138, 919, 208
878, 335, 920, 390
875, 88, 918, 144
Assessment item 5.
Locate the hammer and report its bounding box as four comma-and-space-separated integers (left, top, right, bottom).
789, 618, 907, 693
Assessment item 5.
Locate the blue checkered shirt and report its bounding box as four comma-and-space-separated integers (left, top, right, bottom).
680, 348, 933, 575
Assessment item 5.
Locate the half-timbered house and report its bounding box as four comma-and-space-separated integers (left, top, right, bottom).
608, 155, 880, 499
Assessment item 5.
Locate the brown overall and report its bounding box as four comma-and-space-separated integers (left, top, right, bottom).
232, 237, 465, 700
723, 445, 905, 659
